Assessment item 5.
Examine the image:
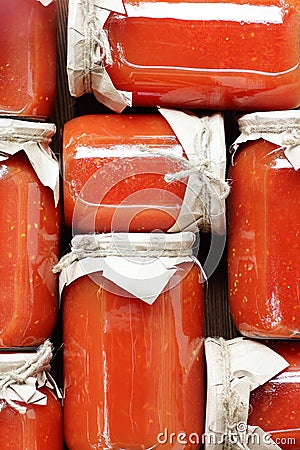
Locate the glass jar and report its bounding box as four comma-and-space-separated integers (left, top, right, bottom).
228, 111, 300, 339
249, 342, 300, 449
68, 0, 300, 111
0, 0, 57, 118
63, 112, 227, 234
0, 119, 60, 347
57, 232, 205, 450
0, 341, 62, 449
0, 388, 62, 449
205, 337, 299, 450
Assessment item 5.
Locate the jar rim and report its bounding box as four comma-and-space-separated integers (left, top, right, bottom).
0, 118, 56, 142
238, 111, 300, 132
71, 232, 196, 257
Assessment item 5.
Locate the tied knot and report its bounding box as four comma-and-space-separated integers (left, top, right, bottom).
138, 136, 230, 201
196, 157, 210, 174
53, 235, 113, 272
73, 234, 101, 252
163, 127, 210, 182
164, 157, 211, 183
164, 127, 230, 200
8, 369, 30, 384
0, 340, 53, 414
138, 125, 229, 231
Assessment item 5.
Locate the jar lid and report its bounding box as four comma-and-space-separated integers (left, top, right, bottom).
0, 118, 56, 144
54, 232, 201, 305
0, 118, 59, 204
0, 340, 61, 414
67, 0, 131, 112
238, 110, 300, 134
232, 111, 300, 170
70, 232, 196, 258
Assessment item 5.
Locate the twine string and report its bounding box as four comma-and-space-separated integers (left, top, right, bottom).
242, 123, 300, 135
82, 0, 113, 93
219, 338, 251, 450
241, 124, 300, 146
53, 234, 194, 272
116, 131, 230, 231
0, 340, 53, 414
139, 131, 230, 202
0, 133, 52, 145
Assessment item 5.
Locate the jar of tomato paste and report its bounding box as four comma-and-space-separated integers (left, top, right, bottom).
205, 338, 298, 450
0, 340, 62, 449
55, 232, 205, 450
228, 111, 300, 339
249, 342, 300, 450
0, 0, 57, 118
0, 119, 60, 347
63, 110, 228, 235
67, 0, 300, 112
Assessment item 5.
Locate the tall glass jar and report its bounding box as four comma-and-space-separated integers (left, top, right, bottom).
56, 232, 205, 450
0, 119, 60, 347
0, 0, 57, 118
0, 340, 62, 449
228, 111, 300, 339
68, 0, 300, 111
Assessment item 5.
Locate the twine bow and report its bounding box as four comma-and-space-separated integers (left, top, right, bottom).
52, 235, 113, 272
140, 127, 230, 201
168, 128, 229, 201
0, 340, 53, 414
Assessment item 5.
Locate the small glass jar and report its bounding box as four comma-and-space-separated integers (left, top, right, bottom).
0, 341, 62, 449
0, 119, 60, 347
68, 0, 300, 111
0, 0, 57, 118
249, 342, 300, 449
63, 112, 227, 234
57, 232, 205, 450
0, 388, 62, 449
228, 111, 300, 339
